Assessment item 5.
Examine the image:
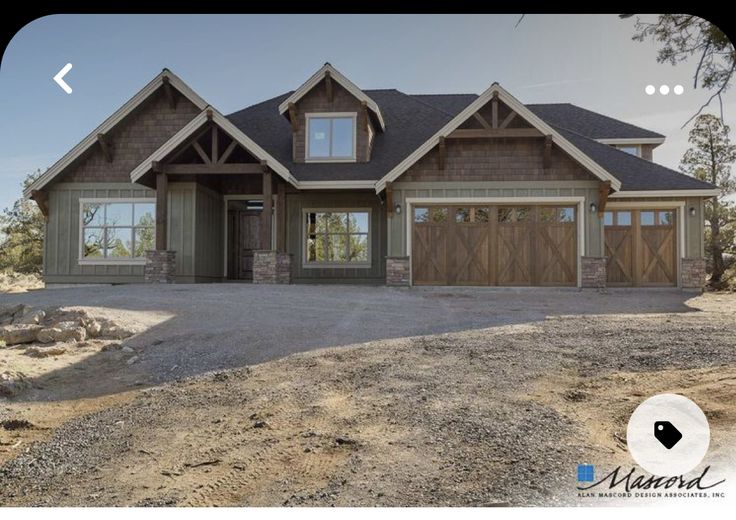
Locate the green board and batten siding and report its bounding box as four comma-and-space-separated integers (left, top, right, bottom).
44, 182, 224, 284
286, 191, 387, 284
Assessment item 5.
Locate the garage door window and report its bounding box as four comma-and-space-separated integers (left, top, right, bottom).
540, 207, 575, 223
415, 207, 447, 223
498, 207, 530, 223
455, 207, 489, 223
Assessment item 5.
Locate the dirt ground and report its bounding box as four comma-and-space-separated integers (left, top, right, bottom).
1, 290, 735, 506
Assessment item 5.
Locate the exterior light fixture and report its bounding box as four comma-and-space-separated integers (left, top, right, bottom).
689, 206, 696, 217
589, 202, 597, 214
395, 203, 402, 215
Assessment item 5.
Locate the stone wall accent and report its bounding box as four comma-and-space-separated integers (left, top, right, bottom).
253, 251, 292, 284
144, 250, 176, 284
681, 257, 706, 290
386, 256, 410, 286
581, 256, 607, 288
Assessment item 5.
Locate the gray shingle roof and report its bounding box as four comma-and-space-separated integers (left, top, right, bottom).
226, 89, 714, 192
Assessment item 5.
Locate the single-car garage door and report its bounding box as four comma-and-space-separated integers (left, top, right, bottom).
604, 209, 677, 286
411, 205, 577, 286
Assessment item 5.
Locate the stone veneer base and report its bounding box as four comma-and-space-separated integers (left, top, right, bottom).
581, 256, 606, 289
144, 250, 176, 284
386, 256, 410, 286
253, 251, 292, 284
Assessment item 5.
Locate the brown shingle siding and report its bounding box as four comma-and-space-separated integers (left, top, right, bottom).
399, 138, 598, 182
60, 88, 200, 184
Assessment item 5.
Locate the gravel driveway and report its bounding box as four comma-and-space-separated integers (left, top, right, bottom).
3, 284, 702, 398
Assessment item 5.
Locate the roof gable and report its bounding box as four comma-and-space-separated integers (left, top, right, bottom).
25, 69, 208, 197
374, 83, 623, 192
276, 63, 386, 131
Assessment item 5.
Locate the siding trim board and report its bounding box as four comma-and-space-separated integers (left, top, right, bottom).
404, 196, 586, 288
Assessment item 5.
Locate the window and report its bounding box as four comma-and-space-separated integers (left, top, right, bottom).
540, 207, 575, 223
615, 145, 641, 157
658, 211, 674, 225
414, 207, 447, 224
80, 200, 155, 263
640, 211, 655, 226
305, 210, 370, 265
498, 207, 530, 223
455, 207, 490, 223
617, 211, 632, 226
603, 211, 614, 226
306, 114, 356, 161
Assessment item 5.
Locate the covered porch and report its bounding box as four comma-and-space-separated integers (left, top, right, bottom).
130, 108, 295, 283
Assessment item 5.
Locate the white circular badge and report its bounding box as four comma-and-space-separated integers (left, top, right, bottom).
626, 393, 710, 476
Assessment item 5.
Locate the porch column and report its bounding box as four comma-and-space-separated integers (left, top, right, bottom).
155, 171, 168, 250
276, 181, 286, 252
261, 170, 273, 249
145, 171, 175, 283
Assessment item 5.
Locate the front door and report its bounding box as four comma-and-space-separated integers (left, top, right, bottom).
227, 207, 261, 280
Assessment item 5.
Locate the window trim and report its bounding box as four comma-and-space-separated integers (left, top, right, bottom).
305, 112, 358, 163
302, 208, 372, 268
78, 197, 156, 266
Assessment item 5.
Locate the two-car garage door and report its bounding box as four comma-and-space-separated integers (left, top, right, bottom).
411, 205, 578, 286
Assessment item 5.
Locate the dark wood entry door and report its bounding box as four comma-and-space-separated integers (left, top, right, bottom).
411, 205, 577, 286
605, 209, 676, 286
227, 209, 261, 280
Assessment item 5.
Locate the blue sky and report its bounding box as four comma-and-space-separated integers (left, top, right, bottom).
1, 14, 734, 212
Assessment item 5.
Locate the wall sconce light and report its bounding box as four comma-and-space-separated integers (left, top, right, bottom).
394, 203, 402, 215
689, 206, 696, 217
589, 202, 597, 214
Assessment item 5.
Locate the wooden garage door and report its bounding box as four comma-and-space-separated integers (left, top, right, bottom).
412, 205, 577, 286
604, 209, 676, 286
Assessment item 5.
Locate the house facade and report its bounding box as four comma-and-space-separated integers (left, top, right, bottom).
26, 64, 718, 288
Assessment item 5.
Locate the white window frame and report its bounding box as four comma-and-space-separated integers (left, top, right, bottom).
615, 144, 641, 157
78, 197, 156, 265
302, 208, 372, 268
305, 112, 357, 163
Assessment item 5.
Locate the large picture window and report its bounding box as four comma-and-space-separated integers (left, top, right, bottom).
304, 210, 370, 266
306, 113, 356, 161
80, 199, 155, 263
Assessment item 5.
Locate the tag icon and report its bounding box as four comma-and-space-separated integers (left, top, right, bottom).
654, 420, 682, 449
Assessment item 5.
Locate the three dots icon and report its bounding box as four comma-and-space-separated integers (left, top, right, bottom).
646, 84, 684, 96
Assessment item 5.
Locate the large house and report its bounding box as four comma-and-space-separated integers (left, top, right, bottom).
26, 64, 717, 288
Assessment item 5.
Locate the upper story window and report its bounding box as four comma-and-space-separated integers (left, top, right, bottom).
615, 145, 641, 157
306, 113, 356, 161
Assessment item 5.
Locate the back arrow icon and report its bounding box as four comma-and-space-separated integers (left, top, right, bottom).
53, 63, 73, 94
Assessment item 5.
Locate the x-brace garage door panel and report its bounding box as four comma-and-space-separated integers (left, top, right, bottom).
412, 205, 577, 286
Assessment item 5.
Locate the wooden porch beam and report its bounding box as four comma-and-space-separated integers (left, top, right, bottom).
499, 110, 517, 129
155, 172, 168, 250
288, 103, 299, 133
438, 136, 446, 170
30, 190, 49, 221
261, 171, 273, 250
211, 126, 219, 164
162, 76, 177, 109
192, 141, 211, 165
161, 163, 265, 175
473, 113, 492, 130
543, 135, 553, 170
97, 133, 113, 163
447, 128, 542, 139
324, 70, 333, 102
491, 91, 499, 128
218, 139, 238, 164
598, 181, 612, 215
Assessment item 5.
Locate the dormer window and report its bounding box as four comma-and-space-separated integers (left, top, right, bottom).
306, 113, 356, 162
615, 144, 641, 157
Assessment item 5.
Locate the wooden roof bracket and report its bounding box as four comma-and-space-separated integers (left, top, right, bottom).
162, 76, 177, 109
30, 190, 49, 221
438, 136, 446, 171
261, 159, 269, 173
288, 102, 299, 133
598, 181, 612, 216
97, 133, 113, 163
543, 135, 552, 170
499, 110, 517, 129
491, 91, 499, 128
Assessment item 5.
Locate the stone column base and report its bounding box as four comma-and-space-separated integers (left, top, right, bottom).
253, 251, 292, 284
386, 256, 410, 286
581, 256, 607, 288
144, 250, 176, 284
681, 257, 706, 290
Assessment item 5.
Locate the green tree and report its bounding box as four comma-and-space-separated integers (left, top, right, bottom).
680, 114, 736, 285
624, 14, 735, 125
0, 170, 45, 274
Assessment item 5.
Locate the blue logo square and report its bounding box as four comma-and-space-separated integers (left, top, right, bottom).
577, 464, 595, 482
